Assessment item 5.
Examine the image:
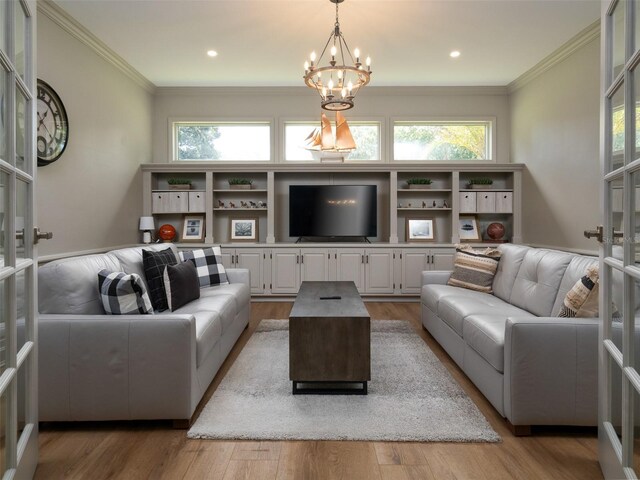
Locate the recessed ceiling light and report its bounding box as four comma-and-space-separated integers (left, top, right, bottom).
450, 50, 461, 58
207, 50, 218, 58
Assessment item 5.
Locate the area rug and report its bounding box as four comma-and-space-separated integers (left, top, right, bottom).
187, 320, 500, 442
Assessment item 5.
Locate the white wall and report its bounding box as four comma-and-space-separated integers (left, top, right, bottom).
152, 87, 510, 164
37, 15, 154, 256
510, 36, 600, 253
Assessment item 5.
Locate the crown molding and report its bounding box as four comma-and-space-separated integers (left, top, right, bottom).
155, 85, 509, 97
508, 20, 600, 94
37, 0, 156, 94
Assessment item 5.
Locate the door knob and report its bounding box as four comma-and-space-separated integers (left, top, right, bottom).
34, 228, 53, 244
583, 225, 623, 243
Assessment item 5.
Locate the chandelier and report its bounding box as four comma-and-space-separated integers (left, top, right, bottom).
303, 0, 372, 111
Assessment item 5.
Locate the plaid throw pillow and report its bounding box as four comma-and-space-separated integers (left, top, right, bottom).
179, 246, 229, 287
98, 270, 153, 315
558, 265, 599, 318
447, 244, 502, 294
143, 247, 177, 312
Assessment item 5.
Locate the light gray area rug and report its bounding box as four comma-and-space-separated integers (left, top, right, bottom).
188, 320, 500, 442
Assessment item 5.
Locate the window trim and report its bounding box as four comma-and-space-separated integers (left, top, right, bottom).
390, 116, 496, 163
279, 116, 386, 163
169, 117, 275, 163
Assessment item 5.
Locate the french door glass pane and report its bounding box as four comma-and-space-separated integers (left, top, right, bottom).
0, 3, 5, 55
15, 86, 26, 172
635, 172, 640, 259
13, 1, 25, 80
612, 0, 626, 81
16, 179, 26, 261
0, 279, 5, 375
16, 268, 26, 353
17, 364, 26, 443
611, 177, 624, 240
0, 70, 5, 164
0, 391, 5, 473
611, 84, 625, 172
611, 355, 624, 441
0, 171, 6, 265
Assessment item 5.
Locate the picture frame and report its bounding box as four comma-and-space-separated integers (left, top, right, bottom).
230, 217, 258, 243
181, 215, 205, 242
458, 215, 481, 242
406, 217, 435, 242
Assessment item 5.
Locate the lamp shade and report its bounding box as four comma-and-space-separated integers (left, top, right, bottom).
139, 216, 155, 231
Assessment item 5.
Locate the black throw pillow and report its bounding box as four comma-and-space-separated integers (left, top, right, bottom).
163, 261, 200, 311
142, 247, 177, 312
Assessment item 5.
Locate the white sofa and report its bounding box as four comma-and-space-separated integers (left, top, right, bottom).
421, 244, 599, 432
37, 244, 250, 425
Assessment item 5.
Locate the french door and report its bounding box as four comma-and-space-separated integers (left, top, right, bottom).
0, 0, 38, 478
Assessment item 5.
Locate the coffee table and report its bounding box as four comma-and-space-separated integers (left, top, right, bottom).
289, 281, 371, 395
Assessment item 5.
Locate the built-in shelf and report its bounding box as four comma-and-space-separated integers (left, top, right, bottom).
213, 189, 268, 193
460, 189, 513, 192
397, 189, 452, 193
397, 208, 452, 211
213, 208, 268, 211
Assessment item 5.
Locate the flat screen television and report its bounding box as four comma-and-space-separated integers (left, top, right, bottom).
289, 185, 377, 239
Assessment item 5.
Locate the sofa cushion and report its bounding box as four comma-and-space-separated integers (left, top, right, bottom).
437, 294, 531, 337
39, 253, 122, 314
179, 247, 229, 287
173, 294, 238, 334
492, 244, 529, 303
191, 311, 223, 367
98, 270, 153, 315
509, 249, 573, 317
551, 255, 599, 316
447, 245, 501, 293
421, 284, 491, 314
200, 282, 251, 312
163, 261, 200, 312
109, 244, 179, 293
143, 247, 178, 312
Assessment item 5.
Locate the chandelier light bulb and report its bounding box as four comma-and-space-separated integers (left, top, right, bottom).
310, 51, 317, 62
322, 87, 327, 98
341, 88, 347, 98
304, 61, 309, 71
354, 48, 360, 60
366, 56, 371, 67
347, 81, 353, 94
331, 45, 337, 57
337, 70, 343, 79
328, 79, 334, 91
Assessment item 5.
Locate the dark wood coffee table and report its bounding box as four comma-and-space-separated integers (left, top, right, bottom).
289, 281, 371, 395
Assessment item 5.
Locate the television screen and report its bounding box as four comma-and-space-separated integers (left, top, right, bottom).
289, 185, 377, 238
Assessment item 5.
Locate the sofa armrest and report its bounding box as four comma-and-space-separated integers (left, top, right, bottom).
38, 313, 198, 421
421, 270, 453, 286
226, 268, 250, 288
504, 316, 599, 426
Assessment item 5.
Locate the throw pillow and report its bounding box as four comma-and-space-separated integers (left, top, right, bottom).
558, 265, 599, 318
447, 244, 502, 294
179, 246, 229, 287
143, 247, 178, 312
97, 270, 153, 315
163, 261, 200, 311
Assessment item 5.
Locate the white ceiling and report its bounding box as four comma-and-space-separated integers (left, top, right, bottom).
53, 0, 601, 88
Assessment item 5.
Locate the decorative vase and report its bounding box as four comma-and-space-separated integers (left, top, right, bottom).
230, 184, 252, 190
408, 184, 432, 189
169, 184, 191, 190
486, 222, 505, 241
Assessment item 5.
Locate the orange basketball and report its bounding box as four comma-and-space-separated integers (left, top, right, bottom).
158, 224, 177, 242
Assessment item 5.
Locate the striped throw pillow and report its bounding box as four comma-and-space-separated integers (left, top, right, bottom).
558, 265, 599, 318
447, 245, 502, 294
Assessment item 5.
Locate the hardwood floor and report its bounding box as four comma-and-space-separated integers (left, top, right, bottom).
36, 302, 603, 480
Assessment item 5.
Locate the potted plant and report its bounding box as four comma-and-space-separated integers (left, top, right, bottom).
167, 178, 192, 190
406, 178, 433, 189
229, 178, 253, 190
467, 178, 493, 189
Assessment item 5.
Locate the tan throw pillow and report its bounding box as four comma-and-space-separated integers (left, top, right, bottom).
447, 244, 502, 294
558, 265, 598, 318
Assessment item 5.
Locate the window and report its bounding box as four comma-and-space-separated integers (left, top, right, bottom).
284, 121, 381, 161
393, 121, 492, 161
174, 121, 271, 161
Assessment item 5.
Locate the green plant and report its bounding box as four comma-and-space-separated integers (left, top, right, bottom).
406, 178, 433, 185
467, 178, 493, 186
228, 178, 253, 185
167, 178, 192, 185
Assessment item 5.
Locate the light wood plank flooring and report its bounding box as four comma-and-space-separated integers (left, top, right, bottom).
36, 302, 603, 479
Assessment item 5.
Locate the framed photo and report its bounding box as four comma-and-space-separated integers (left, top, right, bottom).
406, 217, 435, 242
458, 215, 481, 242
182, 215, 205, 242
230, 217, 258, 242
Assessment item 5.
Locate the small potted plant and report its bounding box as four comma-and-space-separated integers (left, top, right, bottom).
229, 178, 253, 190
467, 178, 493, 189
406, 178, 433, 189
167, 178, 192, 190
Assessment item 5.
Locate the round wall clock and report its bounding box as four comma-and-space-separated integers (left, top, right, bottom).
36, 80, 68, 167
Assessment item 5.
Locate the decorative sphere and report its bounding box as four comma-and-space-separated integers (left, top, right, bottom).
486, 222, 505, 241
158, 224, 177, 242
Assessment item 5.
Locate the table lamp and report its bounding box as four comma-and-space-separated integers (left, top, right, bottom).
139, 216, 155, 244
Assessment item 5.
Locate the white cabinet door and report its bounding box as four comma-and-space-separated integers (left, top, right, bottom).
432, 251, 455, 270
365, 249, 394, 294
220, 248, 235, 270
401, 250, 429, 294
169, 192, 189, 212
271, 249, 301, 294
476, 192, 496, 213
301, 249, 330, 282
495, 192, 513, 213
188, 191, 206, 212
237, 249, 264, 293
336, 249, 365, 292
